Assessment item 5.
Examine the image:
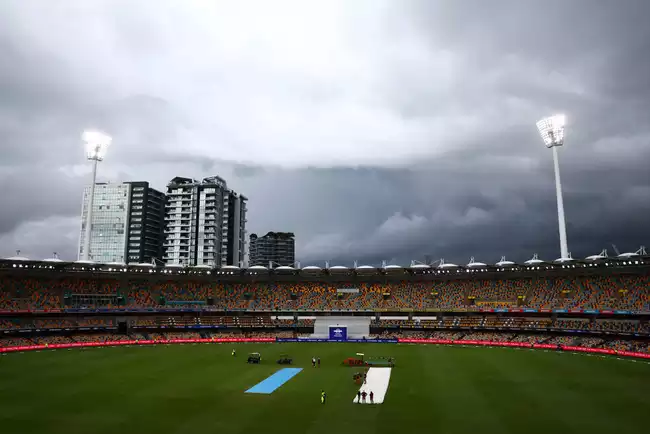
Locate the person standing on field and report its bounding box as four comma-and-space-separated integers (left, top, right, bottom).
321, 390, 326, 404
317, 357, 321, 367
369, 391, 374, 403
357, 391, 361, 403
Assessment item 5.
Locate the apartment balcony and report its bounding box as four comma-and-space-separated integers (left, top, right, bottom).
165, 221, 191, 227
166, 243, 190, 249
164, 220, 192, 227
163, 240, 190, 247
164, 202, 192, 209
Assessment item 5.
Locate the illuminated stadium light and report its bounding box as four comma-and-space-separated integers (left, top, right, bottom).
80, 130, 112, 262
536, 115, 569, 260
536, 114, 565, 148
83, 130, 112, 161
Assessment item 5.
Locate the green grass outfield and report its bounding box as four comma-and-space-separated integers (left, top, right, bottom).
1, 343, 649, 434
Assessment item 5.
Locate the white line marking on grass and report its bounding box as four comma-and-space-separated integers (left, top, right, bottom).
353, 367, 392, 404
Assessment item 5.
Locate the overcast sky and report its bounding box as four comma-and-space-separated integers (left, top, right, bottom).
1, 0, 649, 266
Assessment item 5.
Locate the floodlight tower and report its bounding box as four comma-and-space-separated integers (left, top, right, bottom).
81, 130, 112, 261
536, 114, 569, 259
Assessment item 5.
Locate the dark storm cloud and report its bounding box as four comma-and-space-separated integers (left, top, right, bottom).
0, 0, 649, 265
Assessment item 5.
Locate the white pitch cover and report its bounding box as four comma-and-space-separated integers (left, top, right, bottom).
353, 367, 392, 404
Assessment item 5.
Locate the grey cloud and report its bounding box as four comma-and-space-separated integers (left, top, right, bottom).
0, 1, 649, 265
0, 166, 82, 235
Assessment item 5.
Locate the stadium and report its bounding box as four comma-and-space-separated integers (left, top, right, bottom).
4, 0, 650, 432
2, 249, 650, 434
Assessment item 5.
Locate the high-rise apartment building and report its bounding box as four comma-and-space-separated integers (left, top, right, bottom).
162, 176, 247, 267
124, 182, 166, 264
78, 182, 166, 263
249, 232, 295, 267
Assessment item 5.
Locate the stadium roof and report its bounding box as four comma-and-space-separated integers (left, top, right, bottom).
1, 246, 648, 278
585, 249, 608, 261
302, 265, 322, 271
328, 265, 349, 272
5, 255, 30, 261
248, 265, 269, 272
466, 257, 487, 268
384, 264, 403, 270
274, 265, 296, 272
438, 259, 459, 269
495, 256, 516, 267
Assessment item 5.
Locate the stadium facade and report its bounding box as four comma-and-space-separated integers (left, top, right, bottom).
249, 232, 295, 267
1, 253, 649, 358
162, 176, 247, 267
77, 182, 165, 264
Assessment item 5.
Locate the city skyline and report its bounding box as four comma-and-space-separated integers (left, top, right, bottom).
74, 175, 248, 267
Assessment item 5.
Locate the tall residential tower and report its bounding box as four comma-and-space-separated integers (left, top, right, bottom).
78, 182, 166, 263
249, 232, 295, 267
162, 176, 247, 267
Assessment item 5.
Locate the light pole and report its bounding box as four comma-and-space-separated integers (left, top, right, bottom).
81, 130, 112, 261
536, 114, 569, 259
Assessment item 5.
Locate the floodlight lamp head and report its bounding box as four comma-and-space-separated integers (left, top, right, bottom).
82, 130, 112, 161
536, 114, 566, 148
